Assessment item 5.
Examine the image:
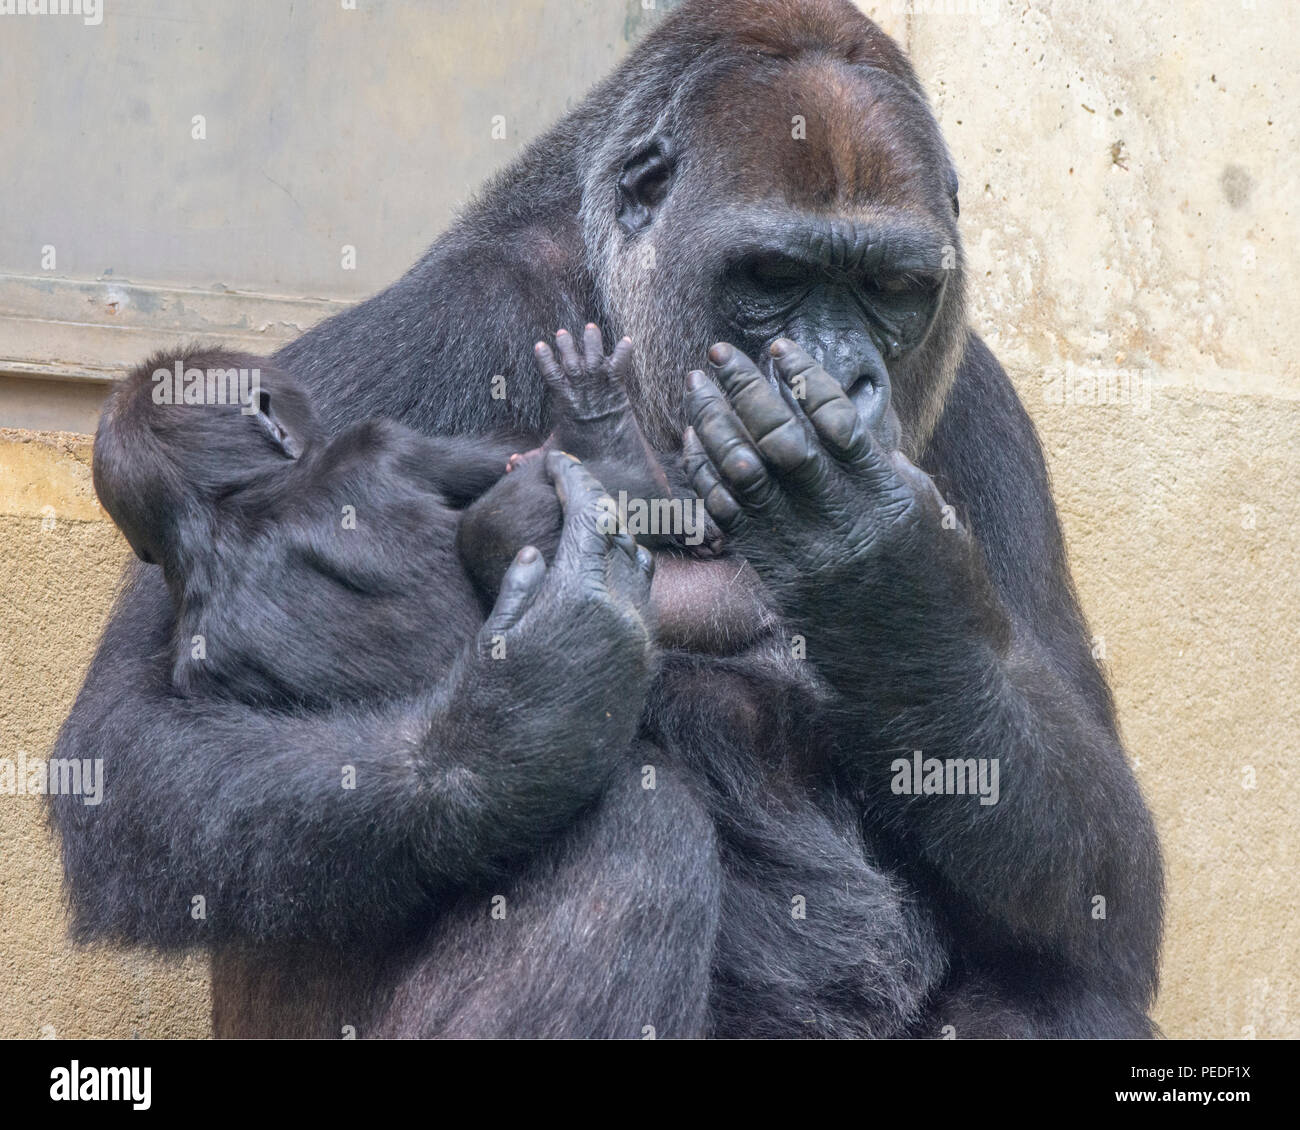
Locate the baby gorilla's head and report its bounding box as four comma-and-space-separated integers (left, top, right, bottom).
93, 347, 319, 567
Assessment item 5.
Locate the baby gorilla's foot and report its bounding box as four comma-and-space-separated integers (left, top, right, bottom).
506, 446, 549, 473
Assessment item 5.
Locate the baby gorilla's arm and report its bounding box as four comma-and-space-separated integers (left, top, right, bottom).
527, 327, 721, 554
403, 433, 529, 507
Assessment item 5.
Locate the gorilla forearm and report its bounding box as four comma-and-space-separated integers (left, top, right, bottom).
754, 450, 1160, 1003
848, 615, 1160, 1000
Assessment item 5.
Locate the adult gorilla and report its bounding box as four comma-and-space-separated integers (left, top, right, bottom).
51, 0, 1163, 1038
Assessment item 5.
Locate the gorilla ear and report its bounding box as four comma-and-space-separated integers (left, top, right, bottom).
253, 389, 302, 459
616, 138, 676, 235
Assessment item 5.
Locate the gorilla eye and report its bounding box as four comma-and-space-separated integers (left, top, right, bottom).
748, 254, 808, 289
874, 274, 915, 295
869, 272, 942, 304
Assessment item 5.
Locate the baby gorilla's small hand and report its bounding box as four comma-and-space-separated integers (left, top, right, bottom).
533, 325, 639, 459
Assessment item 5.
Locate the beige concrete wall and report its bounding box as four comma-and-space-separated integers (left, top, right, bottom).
1, 0, 1296, 1039
0, 431, 210, 1038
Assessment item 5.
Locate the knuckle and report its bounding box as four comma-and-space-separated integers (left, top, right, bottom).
718, 445, 766, 487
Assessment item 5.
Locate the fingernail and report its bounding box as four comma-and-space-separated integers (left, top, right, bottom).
517, 546, 539, 564
771, 338, 792, 356
534, 342, 547, 352
556, 328, 568, 336
708, 343, 733, 366
686, 370, 708, 391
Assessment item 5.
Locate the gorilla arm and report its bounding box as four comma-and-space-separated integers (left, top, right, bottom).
683, 340, 1163, 1024
50, 456, 657, 951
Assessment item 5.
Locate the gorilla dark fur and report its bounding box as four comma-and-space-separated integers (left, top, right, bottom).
52, 0, 1163, 1039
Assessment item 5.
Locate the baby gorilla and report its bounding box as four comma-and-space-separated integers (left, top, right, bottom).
94, 341, 730, 707
93, 347, 544, 708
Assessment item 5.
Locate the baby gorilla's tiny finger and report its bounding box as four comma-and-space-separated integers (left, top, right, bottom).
582, 323, 605, 371
553, 328, 583, 378
609, 336, 634, 381
534, 341, 567, 390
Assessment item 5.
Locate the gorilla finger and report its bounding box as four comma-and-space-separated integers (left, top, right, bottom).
546, 450, 621, 569
684, 371, 754, 469
534, 342, 571, 398
582, 323, 605, 371
685, 372, 781, 508
609, 335, 634, 382
553, 328, 583, 379
890, 449, 945, 506
770, 339, 869, 461
482, 545, 547, 637
611, 523, 639, 562
606, 537, 657, 613
873, 403, 904, 453
706, 342, 811, 472
682, 425, 744, 530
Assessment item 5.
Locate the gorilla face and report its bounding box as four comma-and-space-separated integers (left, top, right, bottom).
593, 49, 966, 455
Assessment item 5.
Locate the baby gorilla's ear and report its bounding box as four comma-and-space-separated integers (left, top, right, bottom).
252, 389, 302, 459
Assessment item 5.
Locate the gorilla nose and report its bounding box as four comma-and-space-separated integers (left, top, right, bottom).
801, 344, 857, 392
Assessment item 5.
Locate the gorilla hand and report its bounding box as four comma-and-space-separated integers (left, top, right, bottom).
682, 339, 1006, 700
447, 451, 658, 829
